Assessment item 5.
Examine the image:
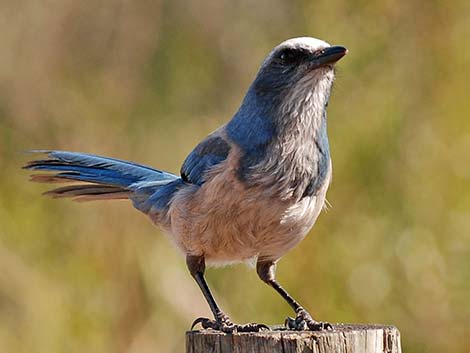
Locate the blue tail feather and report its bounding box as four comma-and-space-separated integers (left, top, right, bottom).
25, 151, 177, 186
24, 150, 179, 202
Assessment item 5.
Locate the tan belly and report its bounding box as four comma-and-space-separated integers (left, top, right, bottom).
165, 164, 330, 265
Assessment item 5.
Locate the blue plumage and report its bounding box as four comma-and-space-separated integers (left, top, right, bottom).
227, 89, 278, 154
26, 150, 177, 184
134, 179, 185, 214
24, 150, 178, 202
180, 136, 231, 185
24, 37, 348, 333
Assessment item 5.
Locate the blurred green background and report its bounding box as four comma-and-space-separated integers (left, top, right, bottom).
1, 0, 469, 352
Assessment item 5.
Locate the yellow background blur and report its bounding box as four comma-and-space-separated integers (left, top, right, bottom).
1, 1, 469, 352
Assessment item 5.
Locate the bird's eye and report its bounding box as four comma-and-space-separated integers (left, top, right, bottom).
278, 49, 298, 65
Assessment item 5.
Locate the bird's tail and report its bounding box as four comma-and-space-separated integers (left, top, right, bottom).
23, 150, 178, 202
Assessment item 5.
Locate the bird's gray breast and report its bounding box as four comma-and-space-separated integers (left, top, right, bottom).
230, 68, 334, 202
300, 113, 330, 198
238, 111, 331, 202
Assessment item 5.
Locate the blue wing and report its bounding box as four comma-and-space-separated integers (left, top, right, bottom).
180, 134, 231, 185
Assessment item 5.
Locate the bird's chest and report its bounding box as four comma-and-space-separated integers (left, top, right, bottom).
168, 141, 331, 265
183, 160, 329, 264
240, 136, 330, 202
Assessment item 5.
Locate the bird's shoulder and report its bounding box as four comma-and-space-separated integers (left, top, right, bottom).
180, 128, 231, 185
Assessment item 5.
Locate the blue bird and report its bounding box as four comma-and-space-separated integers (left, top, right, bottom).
24, 37, 347, 332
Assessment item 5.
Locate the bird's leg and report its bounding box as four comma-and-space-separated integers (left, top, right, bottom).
187, 255, 268, 333
256, 260, 332, 331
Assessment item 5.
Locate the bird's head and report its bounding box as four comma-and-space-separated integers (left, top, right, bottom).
228, 37, 347, 152
251, 37, 347, 116
254, 37, 347, 92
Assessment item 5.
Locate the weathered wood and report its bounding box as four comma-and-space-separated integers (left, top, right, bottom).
186, 324, 401, 353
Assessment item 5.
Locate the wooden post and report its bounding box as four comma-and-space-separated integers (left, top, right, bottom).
186, 324, 401, 353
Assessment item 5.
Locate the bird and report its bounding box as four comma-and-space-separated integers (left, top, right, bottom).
24, 37, 347, 333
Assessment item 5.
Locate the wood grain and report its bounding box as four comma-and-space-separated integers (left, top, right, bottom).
186, 324, 401, 353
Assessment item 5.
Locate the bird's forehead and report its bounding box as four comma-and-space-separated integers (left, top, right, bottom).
261, 37, 331, 67
275, 37, 331, 53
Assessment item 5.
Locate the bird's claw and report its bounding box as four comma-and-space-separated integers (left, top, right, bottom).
191, 313, 270, 333
285, 308, 333, 331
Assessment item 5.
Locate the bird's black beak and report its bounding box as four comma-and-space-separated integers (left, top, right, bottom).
314, 46, 348, 67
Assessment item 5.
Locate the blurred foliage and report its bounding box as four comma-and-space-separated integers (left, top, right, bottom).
0, 0, 469, 352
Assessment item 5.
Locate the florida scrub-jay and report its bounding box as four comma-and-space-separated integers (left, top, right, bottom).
24, 37, 347, 332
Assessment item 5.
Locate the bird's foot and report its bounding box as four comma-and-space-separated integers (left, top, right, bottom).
285, 308, 333, 331
191, 312, 270, 333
